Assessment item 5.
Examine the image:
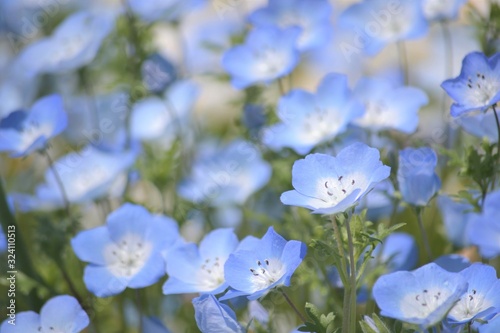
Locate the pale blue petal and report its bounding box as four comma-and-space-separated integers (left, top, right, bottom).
40, 295, 89, 333
71, 226, 110, 265
83, 265, 129, 297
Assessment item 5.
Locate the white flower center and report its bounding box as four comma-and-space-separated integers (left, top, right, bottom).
400, 287, 452, 319
448, 288, 492, 321
319, 174, 361, 205
356, 101, 394, 130
105, 234, 152, 277
465, 72, 500, 107
18, 120, 52, 151
300, 107, 341, 142
248, 258, 286, 292
253, 48, 287, 77
197, 256, 226, 290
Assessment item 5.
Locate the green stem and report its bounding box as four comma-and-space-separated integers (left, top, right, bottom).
0, 177, 54, 299
278, 77, 286, 96
416, 208, 433, 261
492, 105, 500, 160
330, 216, 348, 285
135, 289, 144, 330
280, 289, 307, 323
345, 217, 357, 333
55, 257, 85, 307
44, 149, 71, 215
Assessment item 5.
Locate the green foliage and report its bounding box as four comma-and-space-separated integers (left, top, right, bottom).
360, 314, 391, 333
298, 303, 337, 333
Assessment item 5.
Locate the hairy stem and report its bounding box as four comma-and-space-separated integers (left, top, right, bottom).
416, 207, 433, 261
281, 289, 307, 323
345, 217, 357, 333
44, 149, 71, 215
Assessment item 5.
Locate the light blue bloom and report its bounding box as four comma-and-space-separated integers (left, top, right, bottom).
178, 139, 272, 214
248, 300, 269, 326
129, 0, 204, 22
72, 203, 181, 297
468, 190, 500, 259
0, 295, 89, 333
372, 232, 418, 273
441, 52, 500, 117
162, 228, 240, 295
434, 254, 471, 273
11, 145, 137, 211
281, 142, 390, 215
373, 263, 468, 329
352, 76, 428, 134
0, 95, 67, 158
479, 314, 500, 333
339, 0, 428, 56
422, 0, 468, 21
141, 53, 178, 94
447, 263, 500, 324
15, 10, 115, 77
142, 316, 172, 333
221, 227, 306, 301
437, 195, 474, 248
192, 294, 244, 333
398, 147, 441, 206
456, 111, 500, 143
0, 227, 6, 253
222, 26, 300, 89
130, 80, 199, 146
356, 180, 395, 221
263, 73, 363, 155
248, 0, 332, 51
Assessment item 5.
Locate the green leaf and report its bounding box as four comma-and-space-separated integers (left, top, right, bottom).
298, 303, 337, 333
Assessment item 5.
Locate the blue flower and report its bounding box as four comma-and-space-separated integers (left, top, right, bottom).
441, 52, 500, 117
456, 111, 500, 143
11, 145, 137, 211
222, 26, 300, 89
468, 190, 500, 259
141, 53, 178, 94
352, 76, 428, 134
162, 228, 240, 295
437, 195, 474, 248
0, 227, 7, 253
0, 295, 89, 333
72, 203, 181, 297
422, 0, 467, 21
263, 73, 363, 155
479, 315, 500, 333
129, 0, 204, 22
373, 263, 468, 329
434, 254, 471, 273
221, 227, 306, 300
248, 0, 332, 51
338, 0, 428, 56
192, 294, 244, 333
397, 147, 441, 206
356, 180, 396, 221
372, 232, 418, 273
0, 95, 67, 158
130, 80, 199, 145
447, 263, 500, 324
178, 139, 271, 226
142, 316, 172, 333
281, 142, 390, 215
15, 11, 114, 77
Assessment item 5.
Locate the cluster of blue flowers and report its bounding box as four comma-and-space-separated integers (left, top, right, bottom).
1, 0, 500, 332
